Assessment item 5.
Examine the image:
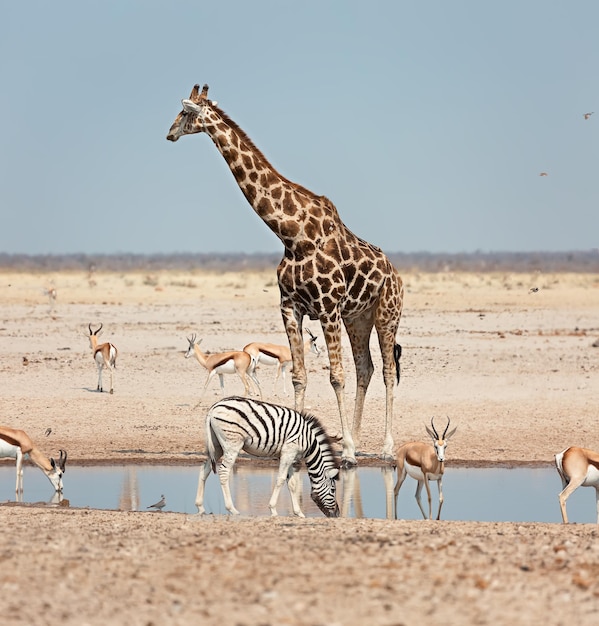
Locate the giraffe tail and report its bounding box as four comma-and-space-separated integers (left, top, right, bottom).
393, 343, 402, 384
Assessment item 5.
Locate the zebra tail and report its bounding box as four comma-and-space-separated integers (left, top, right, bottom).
393, 343, 402, 384
206, 416, 218, 474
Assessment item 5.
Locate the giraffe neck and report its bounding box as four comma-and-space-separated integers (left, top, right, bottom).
201, 107, 341, 252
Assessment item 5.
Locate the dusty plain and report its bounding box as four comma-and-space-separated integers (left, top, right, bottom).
1, 266, 599, 625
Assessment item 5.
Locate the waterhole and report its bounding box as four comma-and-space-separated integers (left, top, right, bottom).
0, 464, 594, 523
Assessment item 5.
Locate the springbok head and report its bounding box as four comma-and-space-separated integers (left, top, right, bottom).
89, 323, 103, 336
185, 334, 201, 358
49, 449, 68, 492
425, 417, 457, 463
88, 323, 103, 348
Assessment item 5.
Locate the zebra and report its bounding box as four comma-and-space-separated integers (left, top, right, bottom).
195, 396, 340, 517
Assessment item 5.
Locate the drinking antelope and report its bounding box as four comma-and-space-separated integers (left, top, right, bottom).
0, 426, 67, 494
555, 446, 599, 524
243, 329, 321, 393
185, 334, 261, 399
393, 417, 457, 520
88, 323, 118, 394
196, 396, 340, 517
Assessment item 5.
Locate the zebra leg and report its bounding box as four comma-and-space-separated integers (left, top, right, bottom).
286, 466, 304, 518
270, 448, 303, 517
195, 459, 213, 514
217, 444, 243, 515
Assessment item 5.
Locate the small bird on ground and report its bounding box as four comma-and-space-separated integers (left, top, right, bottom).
147, 495, 166, 511
529, 287, 539, 294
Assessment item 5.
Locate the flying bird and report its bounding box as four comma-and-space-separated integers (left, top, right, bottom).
584, 112, 594, 120
147, 495, 166, 511
539, 172, 548, 177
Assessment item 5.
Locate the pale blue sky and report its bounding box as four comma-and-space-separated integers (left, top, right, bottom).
1, 1, 597, 256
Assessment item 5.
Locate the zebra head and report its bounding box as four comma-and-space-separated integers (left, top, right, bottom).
310, 467, 340, 517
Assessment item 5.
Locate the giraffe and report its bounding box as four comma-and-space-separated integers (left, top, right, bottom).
167, 84, 404, 467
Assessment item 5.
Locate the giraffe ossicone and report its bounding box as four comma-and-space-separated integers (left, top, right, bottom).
167, 83, 404, 467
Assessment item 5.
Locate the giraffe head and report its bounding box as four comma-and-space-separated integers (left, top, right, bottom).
166, 83, 215, 142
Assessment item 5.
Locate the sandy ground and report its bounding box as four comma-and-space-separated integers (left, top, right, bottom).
1, 267, 599, 625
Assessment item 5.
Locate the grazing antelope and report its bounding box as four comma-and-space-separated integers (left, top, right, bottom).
88, 323, 118, 394
185, 334, 261, 399
243, 329, 321, 393
555, 446, 599, 524
393, 417, 457, 520
44, 285, 57, 308
0, 426, 67, 494
196, 396, 340, 517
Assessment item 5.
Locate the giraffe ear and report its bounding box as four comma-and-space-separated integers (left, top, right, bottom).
181, 99, 203, 115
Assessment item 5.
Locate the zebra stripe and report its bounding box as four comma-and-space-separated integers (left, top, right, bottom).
196, 396, 340, 517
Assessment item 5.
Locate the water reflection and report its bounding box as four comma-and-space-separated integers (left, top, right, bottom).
0, 464, 596, 523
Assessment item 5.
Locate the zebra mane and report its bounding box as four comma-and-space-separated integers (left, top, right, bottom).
301, 411, 340, 470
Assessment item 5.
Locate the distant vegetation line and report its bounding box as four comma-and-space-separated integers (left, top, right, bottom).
0, 251, 598, 273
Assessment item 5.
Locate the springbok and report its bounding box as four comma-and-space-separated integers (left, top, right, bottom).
555, 446, 599, 524
0, 426, 67, 494
185, 334, 261, 399
243, 329, 320, 393
88, 323, 118, 394
393, 417, 457, 520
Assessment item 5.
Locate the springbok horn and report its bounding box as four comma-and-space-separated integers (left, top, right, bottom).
443, 417, 451, 439
430, 417, 439, 440
88, 323, 93, 335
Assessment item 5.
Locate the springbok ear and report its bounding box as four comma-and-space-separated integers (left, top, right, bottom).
327, 468, 339, 480
445, 427, 458, 441
425, 426, 436, 440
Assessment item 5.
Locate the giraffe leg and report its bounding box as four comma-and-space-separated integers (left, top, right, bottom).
375, 322, 401, 462
344, 316, 375, 452
321, 316, 355, 467
280, 305, 308, 411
